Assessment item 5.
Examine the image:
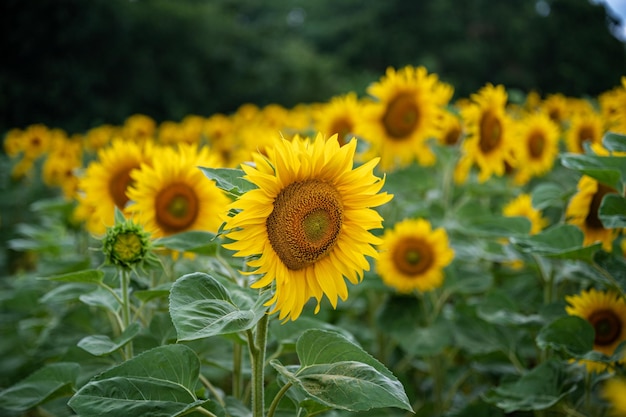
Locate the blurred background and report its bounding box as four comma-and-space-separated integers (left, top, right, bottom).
1, 0, 625, 135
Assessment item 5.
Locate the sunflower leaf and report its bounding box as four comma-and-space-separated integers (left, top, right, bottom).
169, 272, 270, 340
68, 344, 206, 417
599, 194, 626, 228
536, 316, 594, 357
199, 167, 256, 198
155, 230, 220, 255
77, 322, 142, 356
602, 131, 626, 153
510, 224, 602, 262
559, 153, 626, 190
42, 268, 104, 284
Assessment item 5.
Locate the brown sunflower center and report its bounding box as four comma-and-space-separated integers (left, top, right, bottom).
479, 110, 502, 154
393, 237, 434, 276
589, 309, 622, 347
578, 125, 595, 149
382, 93, 420, 140
528, 130, 546, 159
266, 180, 343, 270
444, 125, 462, 146
155, 182, 199, 234
109, 167, 135, 209
585, 184, 616, 230
330, 117, 353, 145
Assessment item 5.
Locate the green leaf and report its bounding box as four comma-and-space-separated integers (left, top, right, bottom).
602, 131, 626, 153
80, 287, 121, 313
199, 167, 256, 197
292, 329, 412, 412
599, 194, 626, 228
155, 231, 220, 255
483, 360, 577, 412
169, 272, 270, 340
77, 322, 142, 356
134, 284, 171, 303
531, 182, 569, 210
396, 320, 452, 356
536, 316, 594, 357
511, 224, 602, 262
43, 269, 104, 284
0, 362, 80, 412
457, 215, 531, 238
68, 344, 205, 417
560, 153, 626, 189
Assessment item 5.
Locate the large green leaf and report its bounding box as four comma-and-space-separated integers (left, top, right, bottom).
169, 272, 270, 340
560, 153, 626, 190
602, 131, 626, 153
275, 329, 412, 412
68, 344, 207, 417
511, 224, 601, 262
483, 360, 577, 412
536, 316, 594, 357
155, 231, 220, 255
77, 322, 142, 356
531, 182, 570, 210
43, 269, 104, 284
199, 167, 256, 197
0, 362, 80, 412
599, 194, 626, 228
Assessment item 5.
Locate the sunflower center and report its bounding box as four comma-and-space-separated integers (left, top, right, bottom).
444, 125, 462, 146
393, 237, 434, 276
479, 110, 502, 154
528, 131, 545, 159
155, 182, 199, 234
109, 167, 135, 209
578, 125, 594, 149
266, 180, 343, 270
112, 232, 143, 262
589, 309, 622, 347
330, 118, 352, 145
585, 184, 616, 230
382, 93, 420, 140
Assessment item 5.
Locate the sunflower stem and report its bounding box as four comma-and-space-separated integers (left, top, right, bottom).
249, 312, 269, 417
233, 341, 242, 399
120, 269, 133, 359
267, 381, 292, 417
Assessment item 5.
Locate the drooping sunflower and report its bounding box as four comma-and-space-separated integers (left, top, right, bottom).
455, 84, 515, 183
354, 65, 453, 171
127, 143, 229, 238
603, 377, 626, 416
502, 194, 549, 235
565, 175, 622, 251
223, 133, 392, 321
376, 218, 454, 293
78, 138, 154, 235
565, 288, 626, 373
565, 110, 606, 154
510, 112, 560, 184
313, 92, 363, 146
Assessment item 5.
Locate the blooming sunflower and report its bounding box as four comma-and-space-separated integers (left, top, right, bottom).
540, 93, 569, 126
313, 92, 362, 146
565, 175, 622, 251
455, 84, 515, 183
376, 218, 454, 293
565, 288, 626, 373
78, 139, 154, 235
510, 112, 560, 184
436, 109, 464, 146
126, 143, 229, 238
565, 110, 606, 154
354, 65, 453, 171
223, 133, 392, 321
603, 377, 626, 416
502, 194, 549, 235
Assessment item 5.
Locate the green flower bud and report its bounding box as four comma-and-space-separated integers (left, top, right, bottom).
102, 220, 151, 269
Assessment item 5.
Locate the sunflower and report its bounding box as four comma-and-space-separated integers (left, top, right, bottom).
503, 194, 549, 235
223, 133, 392, 321
376, 218, 454, 293
78, 138, 154, 235
510, 112, 560, 184
127, 143, 229, 238
565, 288, 626, 373
313, 92, 362, 146
436, 109, 464, 146
354, 65, 453, 171
455, 84, 515, 183
603, 377, 626, 416
565, 110, 606, 154
565, 175, 622, 251
540, 93, 569, 126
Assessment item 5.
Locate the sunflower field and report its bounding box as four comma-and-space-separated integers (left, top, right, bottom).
1, 65, 626, 417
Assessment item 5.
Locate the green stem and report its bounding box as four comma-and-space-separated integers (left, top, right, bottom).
248, 312, 269, 417
233, 342, 242, 399
120, 269, 133, 359
267, 381, 292, 417
200, 373, 225, 408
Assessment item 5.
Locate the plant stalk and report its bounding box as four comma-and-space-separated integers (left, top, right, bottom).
249, 312, 269, 417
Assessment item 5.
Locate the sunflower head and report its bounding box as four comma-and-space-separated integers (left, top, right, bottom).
224, 133, 392, 321
603, 377, 626, 416
102, 214, 153, 270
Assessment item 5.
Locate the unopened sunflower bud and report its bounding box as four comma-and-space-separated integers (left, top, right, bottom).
102, 220, 151, 269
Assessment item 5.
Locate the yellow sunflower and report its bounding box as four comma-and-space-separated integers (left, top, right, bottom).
354, 65, 453, 171
503, 194, 549, 235
603, 377, 626, 416
376, 218, 454, 293
126, 143, 229, 238
122, 114, 156, 143
540, 93, 569, 126
78, 138, 154, 235
436, 109, 464, 146
455, 84, 515, 183
565, 175, 622, 251
565, 288, 626, 373
223, 133, 392, 321
313, 92, 362, 146
565, 110, 606, 154
510, 112, 560, 184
